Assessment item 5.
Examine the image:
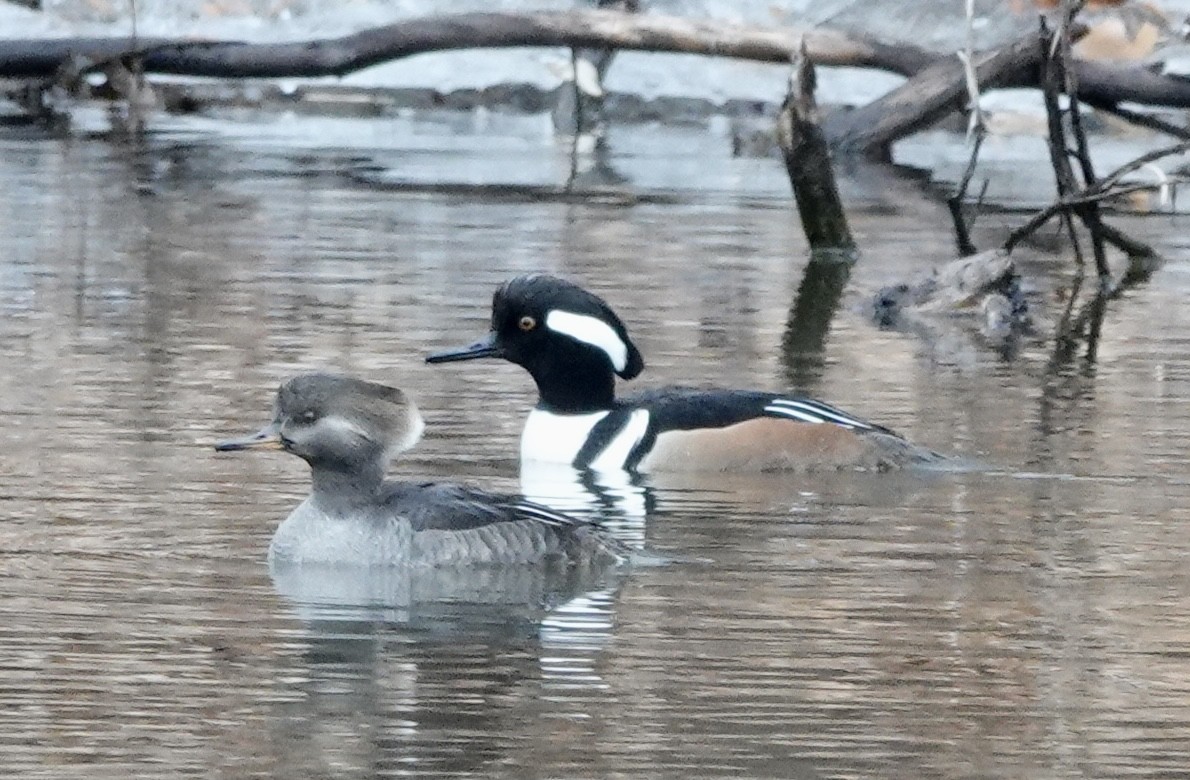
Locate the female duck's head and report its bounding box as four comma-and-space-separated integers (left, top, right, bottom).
216, 374, 425, 473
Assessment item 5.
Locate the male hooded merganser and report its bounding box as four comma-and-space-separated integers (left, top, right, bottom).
215, 373, 625, 566
427, 275, 942, 473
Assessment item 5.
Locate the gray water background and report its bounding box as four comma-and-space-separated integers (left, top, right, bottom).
1, 109, 1189, 778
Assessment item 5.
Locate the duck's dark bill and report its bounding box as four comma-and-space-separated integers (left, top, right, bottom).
425, 335, 501, 364
215, 424, 284, 452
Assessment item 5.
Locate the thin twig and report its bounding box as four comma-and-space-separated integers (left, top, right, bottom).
1058, 0, 1109, 281
961, 0, 984, 144
1069, 180, 1185, 205
1085, 99, 1190, 141
947, 131, 983, 256
570, 47, 585, 135
1038, 17, 1086, 270
1004, 143, 1189, 252
1003, 187, 1169, 254
1096, 140, 1190, 193
947, 0, 986, 257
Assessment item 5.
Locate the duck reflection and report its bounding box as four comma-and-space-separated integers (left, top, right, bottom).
519, 460, 653, 549
214, 373, 632, 773
266, 556, 625, 775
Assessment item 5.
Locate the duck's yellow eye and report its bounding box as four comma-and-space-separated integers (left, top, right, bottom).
518, 315, 537, 332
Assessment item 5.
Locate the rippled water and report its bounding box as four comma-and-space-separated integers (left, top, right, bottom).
1, 110, 1189, 778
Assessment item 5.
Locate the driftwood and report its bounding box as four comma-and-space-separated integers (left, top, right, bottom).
0, 11, 937, 79
867, 249, 1028, 341
4, 10, 1190, 155
824, 30, 1045, 157
777, 42, 854, 251
863, 249, 1030, 371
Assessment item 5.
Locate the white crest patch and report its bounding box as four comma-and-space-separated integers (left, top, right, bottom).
390, 406, 426, 458
321, 415, 373, 441
319, 408, 424, 462
545, 310, 629, 373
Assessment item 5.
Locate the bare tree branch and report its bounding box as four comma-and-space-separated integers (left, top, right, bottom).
1084, 99, 1190, 142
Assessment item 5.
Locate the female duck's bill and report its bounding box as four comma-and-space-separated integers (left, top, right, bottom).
214, 422, 285, 451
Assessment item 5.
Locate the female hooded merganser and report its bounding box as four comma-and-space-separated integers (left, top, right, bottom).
215, 373, 625, 567
427, 275, 942, 473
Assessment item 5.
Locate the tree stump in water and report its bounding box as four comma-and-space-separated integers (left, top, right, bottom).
776, 42, 855, 253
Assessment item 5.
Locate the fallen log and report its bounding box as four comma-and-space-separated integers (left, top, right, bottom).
3, 10, 1189, 152
824, 31, 1044, 157
0, 11, 936, 79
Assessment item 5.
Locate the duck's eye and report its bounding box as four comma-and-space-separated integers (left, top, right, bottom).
518, 315, 537, 332
299, 410, 318, 424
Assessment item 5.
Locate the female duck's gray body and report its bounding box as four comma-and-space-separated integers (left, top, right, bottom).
271, 482, 613, 567
216, 373, 623, 568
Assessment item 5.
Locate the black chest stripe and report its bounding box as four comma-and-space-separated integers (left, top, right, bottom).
624, 422, 660, 472
573, 409, 638, 469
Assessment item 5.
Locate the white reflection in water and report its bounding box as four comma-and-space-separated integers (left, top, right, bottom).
519, 460, 650, 547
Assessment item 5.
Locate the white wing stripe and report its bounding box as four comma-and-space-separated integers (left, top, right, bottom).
514, 502, 574, 528
765, 399, 872, 429
763, 404, 826, 424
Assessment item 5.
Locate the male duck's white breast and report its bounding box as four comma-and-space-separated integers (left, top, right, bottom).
520, 408, 650, 471
521, 409, 608, 465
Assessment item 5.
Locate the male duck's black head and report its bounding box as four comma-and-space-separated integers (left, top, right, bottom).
216, 373, 425, 477
427, 275, 644, 413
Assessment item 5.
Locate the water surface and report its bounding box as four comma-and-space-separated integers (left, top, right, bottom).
1, 111, 1189, 778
